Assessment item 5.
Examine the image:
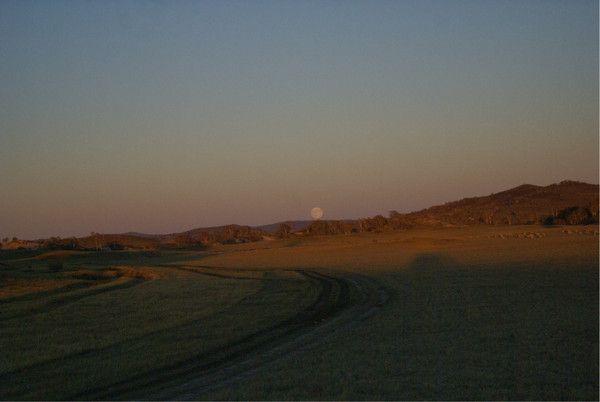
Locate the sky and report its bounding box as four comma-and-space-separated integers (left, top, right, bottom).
1, 0, 598, 239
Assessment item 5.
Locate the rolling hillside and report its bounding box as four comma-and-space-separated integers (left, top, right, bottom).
393, 180, 598, 227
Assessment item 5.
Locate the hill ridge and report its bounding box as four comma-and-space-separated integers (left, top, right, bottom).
2, 180, 597, 249
398, 180, 598, 226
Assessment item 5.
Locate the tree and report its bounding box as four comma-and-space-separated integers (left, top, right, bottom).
545, 206, 599, 225
372, 215, 388, 230
389, 210, 401, 219
276, 223, 292, 238
307, 220, 331, 235
68, 237, 79, 250
358, 215, 389, 232
175, 233, 193, 248
91, 232, 100, 251
106, 241, 124, 251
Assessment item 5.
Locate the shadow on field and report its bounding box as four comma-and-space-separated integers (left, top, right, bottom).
387, 252, 599, 400
403, 252, 457, 273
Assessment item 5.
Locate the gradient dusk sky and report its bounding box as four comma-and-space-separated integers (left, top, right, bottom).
1, 0, 598, 239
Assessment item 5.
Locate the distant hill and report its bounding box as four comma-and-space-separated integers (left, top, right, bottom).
6, 179, 596, 251
392, 180, 598, 227
255, 221, 313, 234
121, 232, 161, 239
71, 234, 159, 250
124, 221, 314, 238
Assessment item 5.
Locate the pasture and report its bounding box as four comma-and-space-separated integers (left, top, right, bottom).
0, 225, 597, 400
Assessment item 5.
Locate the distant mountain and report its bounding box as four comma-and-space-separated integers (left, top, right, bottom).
393, 180, 598, 226
255, 221, 313, 234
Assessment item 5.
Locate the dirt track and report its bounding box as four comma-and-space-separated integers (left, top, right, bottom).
0, 276, 144, 321
70, 267, 390, 400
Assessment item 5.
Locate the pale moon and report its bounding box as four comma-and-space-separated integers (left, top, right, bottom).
310, 207, 324, 220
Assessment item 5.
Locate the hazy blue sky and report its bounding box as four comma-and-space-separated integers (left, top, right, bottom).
1, 0, 598, 238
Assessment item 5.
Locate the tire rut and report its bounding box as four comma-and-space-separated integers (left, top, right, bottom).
0, 277, 144, 321
158, 271, 390, 400
71, 269, 390, 400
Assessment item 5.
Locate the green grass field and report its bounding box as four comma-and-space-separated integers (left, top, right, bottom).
0, 255, 319, 399
0, 226, 597, 400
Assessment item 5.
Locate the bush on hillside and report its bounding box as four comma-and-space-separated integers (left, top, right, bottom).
542, 206, 598, 225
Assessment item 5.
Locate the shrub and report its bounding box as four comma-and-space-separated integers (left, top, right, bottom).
542, 206, 599, 225
276, 223, 292, 238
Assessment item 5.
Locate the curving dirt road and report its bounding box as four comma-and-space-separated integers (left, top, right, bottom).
71, 267, 390, 400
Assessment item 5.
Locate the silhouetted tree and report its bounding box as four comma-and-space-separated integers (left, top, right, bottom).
72, 237, 80, 248
307, 220, 331, 235
543, 206, 598, 225
91, 232, 100, 251
276, 223, 292, 238
357, 215, 389, 232
106, 241, 125, 251
175, 233, 193, 248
